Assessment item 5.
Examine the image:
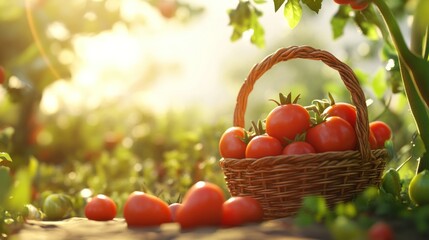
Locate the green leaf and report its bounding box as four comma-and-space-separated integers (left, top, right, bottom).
371, 68, 387, 98
0, 152, 12, 163
253, 0, 267, 3
331, 5, 351, 39
0, 167, 12, 204
284, 0, 302, 29
6, 168, 31, 212
302, 0, 322, 13
228, 1, 265, 48
354, 11, 380, 40
274, 0, 286, 12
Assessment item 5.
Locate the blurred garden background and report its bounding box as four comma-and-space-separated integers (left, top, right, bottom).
0, 0, 422, 233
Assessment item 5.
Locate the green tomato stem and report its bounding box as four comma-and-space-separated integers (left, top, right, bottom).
372, 0, 429, 172
372, 0, 429, 108
398, 59, 429, 173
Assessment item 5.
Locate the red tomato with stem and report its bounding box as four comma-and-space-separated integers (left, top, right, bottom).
123, 191, 171, 227
266, 104, 310, 144
368, 221, 394, 240
222, 196, 264, 227
245, 135, 283, 158
176, 181, 225, 229
168, 203, 182, 222
306, 117, 357, 153
85, 194, 117, 221
282, 141, 316, 155
369, 121, 392, 149
323, 103, 357, 129
219, 127, 247, 159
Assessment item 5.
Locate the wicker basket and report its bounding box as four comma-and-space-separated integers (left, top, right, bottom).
219, 46, 388, 220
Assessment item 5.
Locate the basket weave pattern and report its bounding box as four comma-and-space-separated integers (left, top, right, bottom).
219, 46, 388, 220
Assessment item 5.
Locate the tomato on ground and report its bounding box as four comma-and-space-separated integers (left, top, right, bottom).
219, 127, 247, 159
282, 141, 316, 155
43, 193, 74, 220
176, 181, 225, 229
266, 104, 310, 144
368, 221, 394, 240
85, 194, 117, 221
306, 116, 357, 153
123, 191, 171, 227
408, 170, 429, 206
369, 121, 392, 149
221, 196, 264, 227
323, 102, 357, 129
245, 135, 283, 158
168, 203, 182, 222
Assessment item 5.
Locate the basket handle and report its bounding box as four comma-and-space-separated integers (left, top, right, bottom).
233, 46, 372, 162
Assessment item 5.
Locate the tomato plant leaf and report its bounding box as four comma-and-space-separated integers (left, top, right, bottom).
0, 152, 12, 163
354, 11, 379, 40
284, 0, 302, 29
330, 5, 351, 39
301, 0, 322, 13
0, 167, 12, 204
274, 0, 286, 12
6, 167, 31, 211
254, 0, 267, 4
228, 1, 265, 47
372, 68, 387, 99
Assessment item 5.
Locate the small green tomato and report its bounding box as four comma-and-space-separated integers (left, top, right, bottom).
381, 168, 401, 198
42, 193, 73, 220
408, 170, 429, 206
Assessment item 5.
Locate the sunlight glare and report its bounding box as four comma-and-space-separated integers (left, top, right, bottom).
46, 21, 70, 41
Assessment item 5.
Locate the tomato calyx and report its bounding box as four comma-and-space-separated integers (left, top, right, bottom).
269, 92, 301, 106
249, 120, 266, 136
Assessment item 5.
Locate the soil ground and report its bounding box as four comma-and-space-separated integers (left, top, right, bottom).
11, 217, 331, 240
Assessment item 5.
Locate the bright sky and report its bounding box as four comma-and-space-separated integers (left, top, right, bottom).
40, 1, 369, 120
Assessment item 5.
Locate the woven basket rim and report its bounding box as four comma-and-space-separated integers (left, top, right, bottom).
220, 148, 388, 169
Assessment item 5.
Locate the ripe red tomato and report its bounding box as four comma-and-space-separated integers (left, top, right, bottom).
245, 135, 283, 158
350, 0, 369, 10
323, 103, 357, 129
85, 194, 117, 221
306, 117, 357, 153
266, 104, 310, 144
0, 66, 5, 85
123, 191, 171, 227
368, 221, 394, 240
176, 181, 225, 229
282, 141, 316, 155
221, 196, 264, 227
369, 121, 392, 149
368, 129, 378, 150
333, 0, 353, 4
168, 203, 182, 222
219, 127, 247, 159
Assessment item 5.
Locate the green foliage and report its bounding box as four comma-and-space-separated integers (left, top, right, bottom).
228, 1, 265, 47
294, 183, 429, 238
284, 0, 302, 29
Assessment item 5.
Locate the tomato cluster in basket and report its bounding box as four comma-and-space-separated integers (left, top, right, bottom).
219, 93, 392, 159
